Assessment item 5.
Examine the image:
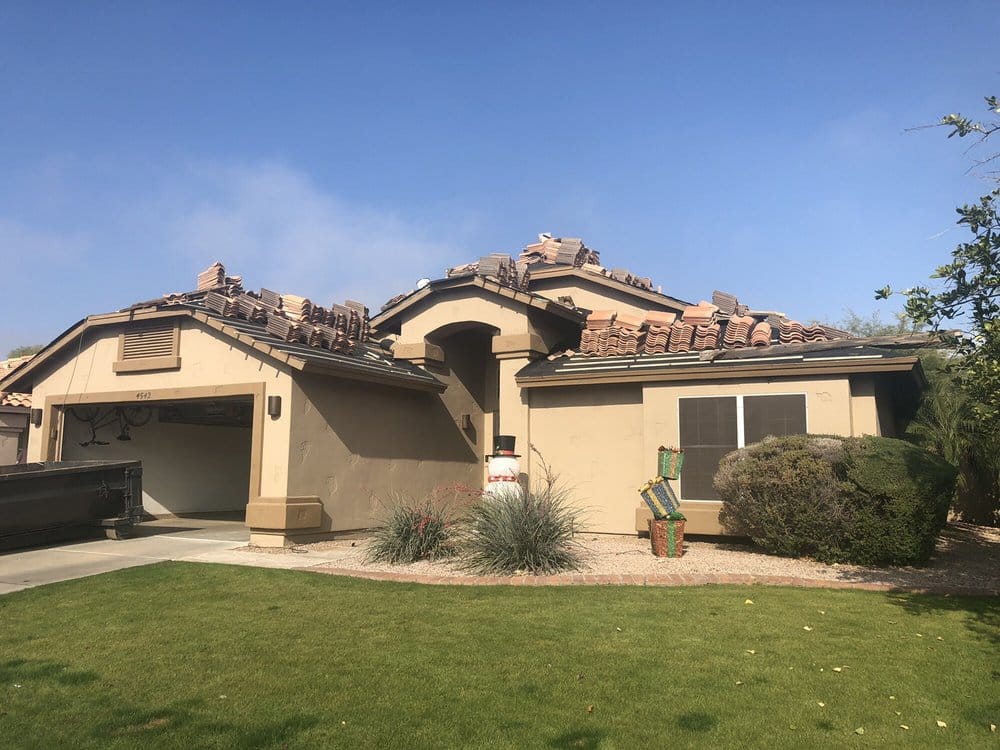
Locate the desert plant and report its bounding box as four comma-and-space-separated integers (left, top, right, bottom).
716, 434, 956, 565
458, 486, 583, 575
366, 494, 457, 564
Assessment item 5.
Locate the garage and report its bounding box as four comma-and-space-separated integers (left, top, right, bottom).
59, 397, 253, 518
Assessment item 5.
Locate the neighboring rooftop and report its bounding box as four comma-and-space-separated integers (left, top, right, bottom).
0, 356, 32, 408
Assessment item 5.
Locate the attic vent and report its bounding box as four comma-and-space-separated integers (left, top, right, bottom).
113, 322, 181, 374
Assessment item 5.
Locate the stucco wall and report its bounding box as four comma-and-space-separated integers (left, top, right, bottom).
24, 316, 293, 499
527, 383, 644, 534
527, 375, 861, 535
287, 372, 482, 532
62, 408, 251, 515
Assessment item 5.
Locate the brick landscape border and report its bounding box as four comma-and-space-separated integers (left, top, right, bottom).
313, 567, 998, 597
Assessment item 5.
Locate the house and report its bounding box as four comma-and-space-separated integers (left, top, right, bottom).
0, 356, 32, 464
0, 238, 925, 544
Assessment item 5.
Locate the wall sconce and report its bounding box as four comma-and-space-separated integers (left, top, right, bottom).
267, 395, 281, 418
30, 408, 43, 427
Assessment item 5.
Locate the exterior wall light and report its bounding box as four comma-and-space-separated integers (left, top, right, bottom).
30, 408, 43, 427
267, 395, 281, 419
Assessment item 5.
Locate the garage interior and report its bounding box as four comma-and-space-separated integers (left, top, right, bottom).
60, 397, 253, 519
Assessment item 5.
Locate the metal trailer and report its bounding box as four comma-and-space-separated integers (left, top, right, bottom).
0, 460, 143, 551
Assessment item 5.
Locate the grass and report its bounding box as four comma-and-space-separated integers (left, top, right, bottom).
0, 563, 997, 749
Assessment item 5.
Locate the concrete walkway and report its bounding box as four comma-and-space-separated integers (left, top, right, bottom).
0, 518, 347, 594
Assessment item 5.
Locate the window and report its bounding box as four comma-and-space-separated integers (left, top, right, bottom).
113, 322, 181, 373
679, 394, 806, 501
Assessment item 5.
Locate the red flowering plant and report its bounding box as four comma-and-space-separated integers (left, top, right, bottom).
366, 483, 482, 565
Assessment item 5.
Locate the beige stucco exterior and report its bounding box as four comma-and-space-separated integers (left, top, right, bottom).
7, 267, 921, 545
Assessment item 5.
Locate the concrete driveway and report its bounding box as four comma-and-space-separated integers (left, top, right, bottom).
0, 517, 363, 595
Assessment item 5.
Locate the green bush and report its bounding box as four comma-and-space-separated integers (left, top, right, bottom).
366, 496, 457, 564
459, 486, 583, 575
716, 435, 956, 566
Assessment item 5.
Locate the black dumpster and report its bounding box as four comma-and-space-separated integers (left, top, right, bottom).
0, 460, 143, 551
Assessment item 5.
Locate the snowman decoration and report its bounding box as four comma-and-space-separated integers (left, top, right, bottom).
485, 435, 523, 499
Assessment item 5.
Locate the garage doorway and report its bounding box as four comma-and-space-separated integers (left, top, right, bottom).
60, 397, 254, 519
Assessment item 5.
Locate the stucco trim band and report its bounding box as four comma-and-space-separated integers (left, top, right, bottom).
245, 495, 323, 531
518, 357, 920, 388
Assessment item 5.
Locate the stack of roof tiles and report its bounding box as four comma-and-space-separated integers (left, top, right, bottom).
518, 234, 658, 293
578, 288, 851, 358
722, 315, 755, 348
197, 261, 242, 292
161, 264, 373, 356
0, 356, 32, 408
445, 253, 530, 291
519, 235, 601, 267
642, 312, 676, 355
779, 320, 832, 344
579, 311, 649, 356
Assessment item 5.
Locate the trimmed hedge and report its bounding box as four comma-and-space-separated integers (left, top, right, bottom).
716, 435, 956, 566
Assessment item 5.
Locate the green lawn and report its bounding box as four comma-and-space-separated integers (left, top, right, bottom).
0, 563, 996, 749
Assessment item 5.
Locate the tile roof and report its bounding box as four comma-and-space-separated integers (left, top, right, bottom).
0, 356, 32, 409
519, 341, 925, 386
0, 263, 443, 394
576, 289, 854, 358
380, 232, 691, 314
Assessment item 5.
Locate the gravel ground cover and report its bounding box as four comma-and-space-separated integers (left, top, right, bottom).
243, 522, 1000, 592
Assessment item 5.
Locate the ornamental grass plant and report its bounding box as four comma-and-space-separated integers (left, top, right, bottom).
459, 447, 584, 575
366, 484, 480, 564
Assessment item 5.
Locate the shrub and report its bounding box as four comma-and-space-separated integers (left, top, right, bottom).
837, 436, 957, 565
716, 435, 957, 566
366, 495, 457, 564
459, 485, 583, 576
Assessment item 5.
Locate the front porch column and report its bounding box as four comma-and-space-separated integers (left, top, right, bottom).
492, 333, 547, 488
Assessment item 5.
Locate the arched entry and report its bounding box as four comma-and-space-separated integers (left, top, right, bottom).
425, 322, 500, 486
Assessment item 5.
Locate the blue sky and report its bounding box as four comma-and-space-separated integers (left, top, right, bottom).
1, 2, 997, 355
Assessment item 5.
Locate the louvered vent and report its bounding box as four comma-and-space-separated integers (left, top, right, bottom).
122, 324, 176, 360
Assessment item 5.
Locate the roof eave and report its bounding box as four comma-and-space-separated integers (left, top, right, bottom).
516, 356, 922, 389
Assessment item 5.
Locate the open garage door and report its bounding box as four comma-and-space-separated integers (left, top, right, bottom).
60, 397, 253, 519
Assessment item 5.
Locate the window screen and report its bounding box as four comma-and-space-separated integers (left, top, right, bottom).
679, 397, 738, 501
743, 395, 807, 444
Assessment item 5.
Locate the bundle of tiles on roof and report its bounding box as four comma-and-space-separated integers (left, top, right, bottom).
722, 315, 755, 348
693, 323, 721, 349
281, 294, 312, 322
608, 268, 653, 291
519, 235, 601, 268
444, 253, 528, 291
681, 301, 719, 326
381, 292, 407, 310
668, 321, 696, 352
750, 321, 772, 347
586, 310, 616, 329
643, 325, 671, 355
198, 262, 226, 291
204, 291, 238, 317
0, 391, 30, 408
180, 267, 374, 355
779, 320, 831, 344
645, 311, 677, 328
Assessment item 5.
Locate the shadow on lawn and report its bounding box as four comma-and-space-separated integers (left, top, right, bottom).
885, 592, 1000, 646
547, 728, 605, 749
0, 658, 99, 686
91, 698, 320, 748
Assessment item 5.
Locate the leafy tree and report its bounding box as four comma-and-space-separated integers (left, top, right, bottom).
834, 309, 921, 338
877, 95, 1000, 428
6, 344, 43, 359
877, 96, 1000, 524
